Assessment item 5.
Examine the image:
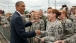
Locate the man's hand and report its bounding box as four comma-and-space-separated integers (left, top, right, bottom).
31, 20, 39, 23
3, 25, 7, 28
0, 22, 4, 24
54, 40, 64, 43
41, 38, 44, 43
35, 38, 38, 42
35, 30, 41, 36
31, 20, 36, 23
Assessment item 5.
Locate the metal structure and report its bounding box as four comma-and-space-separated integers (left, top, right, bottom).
48, 0, 50, 7
48, 0, 56, 8
55, 0, 56, 9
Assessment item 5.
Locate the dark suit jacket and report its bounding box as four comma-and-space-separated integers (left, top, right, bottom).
10, 11, 36, 43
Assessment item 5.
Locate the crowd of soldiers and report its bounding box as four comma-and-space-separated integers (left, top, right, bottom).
0, 5, 76, 43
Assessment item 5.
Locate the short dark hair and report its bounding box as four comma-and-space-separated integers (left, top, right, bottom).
48, 7, 52, 9
15, 1, 24, 6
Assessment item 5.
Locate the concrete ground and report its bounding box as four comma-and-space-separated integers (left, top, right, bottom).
0, 33, 9, 43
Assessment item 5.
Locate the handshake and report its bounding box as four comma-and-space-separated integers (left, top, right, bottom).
34, 30, 65, 43
35, 37, 64, 43
35, 30, 41, 36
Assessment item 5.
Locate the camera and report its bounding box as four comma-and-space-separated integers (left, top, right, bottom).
62, 5, 67, 7
26, 15, 31, 18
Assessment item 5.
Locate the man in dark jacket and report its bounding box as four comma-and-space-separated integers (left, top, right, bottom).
10, 1, 41, 43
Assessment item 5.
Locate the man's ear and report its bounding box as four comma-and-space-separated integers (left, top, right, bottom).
16, 6, 19, 8
16, 6, 18, 8
53, 13, 56, 17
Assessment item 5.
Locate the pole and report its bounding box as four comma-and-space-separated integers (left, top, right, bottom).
8, 2, 9, 12
55, 0, 56, 9
48, 0, 50, 7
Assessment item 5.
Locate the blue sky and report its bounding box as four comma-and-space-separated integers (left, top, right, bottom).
0, 0, 76, 13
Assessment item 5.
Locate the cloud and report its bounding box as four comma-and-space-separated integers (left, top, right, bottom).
0, 0, 76, 13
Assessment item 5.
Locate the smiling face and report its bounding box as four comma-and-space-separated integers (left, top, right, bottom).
16, 2, 25, 14
59, 10, 67, 20
59, 11, 64, 20
48, 13, 55, 21
74, 10, 76, 17
34, 12, 40, 20
47, 9, 57, 21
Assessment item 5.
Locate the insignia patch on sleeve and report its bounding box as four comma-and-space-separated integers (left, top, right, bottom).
58, 27, 63, 34
68, 23, 72, 28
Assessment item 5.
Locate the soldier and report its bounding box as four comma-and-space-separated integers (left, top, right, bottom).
3, 13, 12, 28
38, 9, 47, 30
30, 11, 45, 43
68, 9, 76, 43
0, 13, 6, 25
40, 9, 63, 43
73, 9, 76, 33
69, 8, 75, 21
25, 14, 32, 43
54, 10, 74, 43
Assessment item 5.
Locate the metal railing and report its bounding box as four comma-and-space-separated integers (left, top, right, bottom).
0, 25, 10, 43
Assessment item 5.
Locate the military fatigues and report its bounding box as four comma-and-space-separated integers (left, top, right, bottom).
66, 13, 76, 43
41, 19, 63, 43
31, 19, 45, 43
67, 17, 76, 43
69, 13, 75, 22
25, 26, 32, 43
24, 17, 32, 43
0, 16, 6, 25
40, 15, 47, 30
0, 16, 10, 27
61, 18, 74, 43
71, 18, 76, 33
4, 16, 11, 27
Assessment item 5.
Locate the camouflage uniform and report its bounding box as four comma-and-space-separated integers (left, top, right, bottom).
4, 17, 10, 27
24, 17, 32, 43
71, 18, 76, 33
40, 15, 47, 30
0, 16, 11, 27
0, 16, 6, 25
31, 19, 45, 43
25, 26, 32, 43
61, 18, 74, 43
41, 19, 63, 43
69, 13, 75, 22
66, 17, 76, 43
